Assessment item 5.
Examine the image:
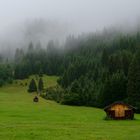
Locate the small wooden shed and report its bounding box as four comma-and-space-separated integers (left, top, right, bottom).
104, 101, 135, 120
33, 96, 39, 102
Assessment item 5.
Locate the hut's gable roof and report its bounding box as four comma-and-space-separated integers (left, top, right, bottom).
104, 101, 135, 111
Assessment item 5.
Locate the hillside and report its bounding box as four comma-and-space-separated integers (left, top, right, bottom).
1, 30, 140, 110
0, 76, 140, 140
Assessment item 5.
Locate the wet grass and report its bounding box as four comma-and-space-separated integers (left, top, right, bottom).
0, 75, 140, 140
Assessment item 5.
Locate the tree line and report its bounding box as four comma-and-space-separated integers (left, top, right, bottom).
1, 29, 140, 111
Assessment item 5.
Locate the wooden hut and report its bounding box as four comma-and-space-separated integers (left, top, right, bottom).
33, 96, 39, 102
104, 101, 135, 120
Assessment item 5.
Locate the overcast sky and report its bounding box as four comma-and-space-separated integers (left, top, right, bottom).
0, 0, 140, 32
0, 0, 140, 51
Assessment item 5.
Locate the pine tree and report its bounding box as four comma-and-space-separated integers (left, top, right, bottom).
127, 50, 140, 108
39, 69, 43, 77
38, 78, 44, 93
28, 42, 34, 52
101, 48, 109, 66
28, 79, 37, 93
101, 71, 127, 107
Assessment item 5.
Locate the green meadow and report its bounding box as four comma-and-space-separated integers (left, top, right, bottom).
0, 75, 140, 140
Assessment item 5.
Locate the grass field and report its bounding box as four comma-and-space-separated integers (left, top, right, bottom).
0, 75, 140, 140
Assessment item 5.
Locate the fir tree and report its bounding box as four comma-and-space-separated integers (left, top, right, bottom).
127, 50, 140, 109
39, 69, 43, 77
28, 79, 37, 93
38, 78, 44, 93
101, 71, 127, 107
101, 48, 109, 66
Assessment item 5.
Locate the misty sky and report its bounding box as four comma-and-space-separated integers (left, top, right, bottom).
0, 0, 140, 50
0, 0, 140, 32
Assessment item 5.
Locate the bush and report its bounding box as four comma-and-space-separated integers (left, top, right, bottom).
61, 92, 82, 106
7, 78, 13, 84
0, 79, 4, 87
42, 86, 64, 103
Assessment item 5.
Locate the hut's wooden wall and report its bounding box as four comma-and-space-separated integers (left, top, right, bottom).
110, 104, 130, 117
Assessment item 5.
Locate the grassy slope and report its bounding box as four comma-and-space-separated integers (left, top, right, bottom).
15, 75, 59, 89
0, 75, 140, 140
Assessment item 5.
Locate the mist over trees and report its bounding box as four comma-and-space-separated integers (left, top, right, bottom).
0, 26, 140, 110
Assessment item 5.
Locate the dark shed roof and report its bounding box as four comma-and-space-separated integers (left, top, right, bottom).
104, 101, 136, 111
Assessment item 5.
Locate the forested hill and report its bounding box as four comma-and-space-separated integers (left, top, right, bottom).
1, 29, 140, 110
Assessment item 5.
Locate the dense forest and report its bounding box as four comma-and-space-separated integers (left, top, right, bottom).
1, 29, 140, 111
